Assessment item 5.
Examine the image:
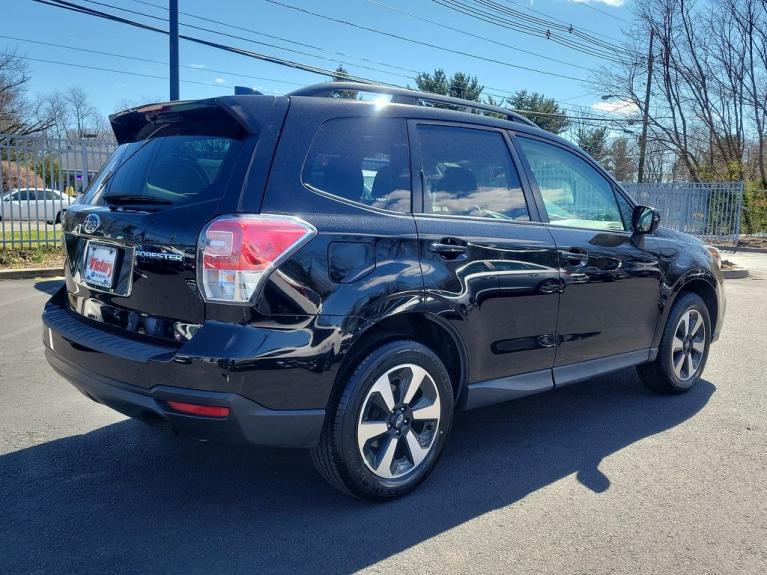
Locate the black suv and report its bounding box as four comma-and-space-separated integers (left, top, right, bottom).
43, 83, 725, 499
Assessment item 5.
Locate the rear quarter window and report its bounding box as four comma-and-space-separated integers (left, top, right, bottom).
302, 117, 411, 213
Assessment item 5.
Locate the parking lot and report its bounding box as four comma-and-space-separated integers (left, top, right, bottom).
1, 253, 765, 575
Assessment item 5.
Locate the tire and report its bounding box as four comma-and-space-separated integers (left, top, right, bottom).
55, 211, 62, 225
637, 292, 711, 394
311, 340, 454, 500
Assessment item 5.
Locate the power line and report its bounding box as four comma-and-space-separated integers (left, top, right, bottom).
75, 0, 413, 81
572, 0, 633, 25
365, 0, 595, 72
127, 0, 617, 111
432, 0, 629, 63
497, 0, 625, 44
470, 0, 632, 56
260, 0, 588, 82
0, 34, 307, 88
128, 0, 420, 77
15, 55, 233, 89
29, 0, 638, 124
31, 0, 387, 84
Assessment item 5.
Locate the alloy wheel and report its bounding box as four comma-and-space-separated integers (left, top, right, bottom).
671, 309, 706, 381
356, 363, 441, 479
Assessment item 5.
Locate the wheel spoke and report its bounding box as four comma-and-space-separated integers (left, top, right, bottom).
404, 429, 429, 467
672, 335, 685, 353
402, 365, 428, 405
673, 352, 685, 377
412, 400, 440, 421
682, 353, 691, 379
370, 372, 396, 411
357, 421, 389, 449
374, 435, 399, 478
692, 339, 705, 354
678, 313, 689, 338
689, 312, 703, 338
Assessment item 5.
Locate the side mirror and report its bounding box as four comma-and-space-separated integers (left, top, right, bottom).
632, 205, 660, 234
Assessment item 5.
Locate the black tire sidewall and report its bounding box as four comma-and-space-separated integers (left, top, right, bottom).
335, 341, 454, 499
659, 293, 711, 391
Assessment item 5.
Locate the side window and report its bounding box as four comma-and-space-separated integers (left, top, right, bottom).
416, 125, 530, 221
26, 190, 37, 201
303, 117, 411, 213
516, 137, 625, 231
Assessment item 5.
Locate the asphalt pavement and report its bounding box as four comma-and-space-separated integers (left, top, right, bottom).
0, 259, 765, 574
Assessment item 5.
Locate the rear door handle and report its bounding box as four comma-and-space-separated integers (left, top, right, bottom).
558, 248, 589, 266
429, 240, 468, 258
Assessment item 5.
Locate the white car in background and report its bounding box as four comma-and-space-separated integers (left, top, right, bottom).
0, 188, 73, 224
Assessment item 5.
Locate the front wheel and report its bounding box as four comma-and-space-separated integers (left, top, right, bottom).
637, 292, 711, 394
311, 340, 454, 500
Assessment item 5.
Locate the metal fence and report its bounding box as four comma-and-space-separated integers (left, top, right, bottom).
0, 132, 749, 249
1, 133, 115, 249
623, 181, 744, 245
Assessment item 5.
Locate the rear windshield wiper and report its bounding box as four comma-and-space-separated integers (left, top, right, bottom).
104, 194, 173, 205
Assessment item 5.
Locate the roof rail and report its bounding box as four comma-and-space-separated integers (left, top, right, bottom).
287, 82, 538, 128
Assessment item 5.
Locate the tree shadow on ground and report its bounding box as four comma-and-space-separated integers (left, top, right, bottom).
0, 369, 714, 575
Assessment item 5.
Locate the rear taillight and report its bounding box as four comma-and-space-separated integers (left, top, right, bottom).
198, 214, 315, 303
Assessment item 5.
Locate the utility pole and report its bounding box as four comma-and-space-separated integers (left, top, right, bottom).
637, 29, 654, 183
169, 0, 179, 101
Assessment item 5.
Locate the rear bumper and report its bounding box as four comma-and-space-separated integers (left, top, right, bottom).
46, 351, 324, 447
43, 292, 325, 448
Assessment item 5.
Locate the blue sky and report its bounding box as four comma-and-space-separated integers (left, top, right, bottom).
3, 0, 635, 118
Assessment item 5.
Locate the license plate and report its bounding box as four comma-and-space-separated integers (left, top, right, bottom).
84, 243, 119, 289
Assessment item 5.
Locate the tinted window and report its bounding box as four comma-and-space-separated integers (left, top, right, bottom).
303, 117, 411, 212
93, 135, 242, 207
416, 125, 529, 221
516, 137, 624, 231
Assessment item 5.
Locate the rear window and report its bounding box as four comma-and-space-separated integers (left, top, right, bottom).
88, 135, 242, 208
303, 117, 411, 213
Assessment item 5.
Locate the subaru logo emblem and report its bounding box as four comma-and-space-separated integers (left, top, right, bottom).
82, 214, 101, 234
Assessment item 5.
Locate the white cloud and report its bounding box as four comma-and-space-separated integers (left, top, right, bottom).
592, 100, 639, 115
571, 0, 626, 7
214, 78, 226, 84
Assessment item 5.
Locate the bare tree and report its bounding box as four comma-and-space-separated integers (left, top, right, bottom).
596, 0, 767, 182
35, 92, 71, 139
64, 86, 99, 138
0, 48, 51, 136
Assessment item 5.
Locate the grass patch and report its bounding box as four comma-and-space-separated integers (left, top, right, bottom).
0, 245, 65, 270
1, 226, 63, 247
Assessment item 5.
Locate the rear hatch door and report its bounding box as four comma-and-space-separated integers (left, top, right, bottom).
62, 97, 287, 342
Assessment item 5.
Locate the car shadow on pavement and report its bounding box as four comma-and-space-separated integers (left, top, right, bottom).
33, 279, 64, 296
0, 369, 714, 575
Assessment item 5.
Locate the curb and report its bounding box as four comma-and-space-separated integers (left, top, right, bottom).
722, 267, 749, 279
0, 267, 64, 280
717, 245, 767, 254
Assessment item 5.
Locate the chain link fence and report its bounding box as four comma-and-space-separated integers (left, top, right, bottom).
1, 133, 115, 249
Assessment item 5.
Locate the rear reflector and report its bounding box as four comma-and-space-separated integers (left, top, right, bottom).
167, 400, 230, 418
198, 214, 315, 303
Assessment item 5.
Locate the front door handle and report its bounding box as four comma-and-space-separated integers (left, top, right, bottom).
558, 248, 589, 266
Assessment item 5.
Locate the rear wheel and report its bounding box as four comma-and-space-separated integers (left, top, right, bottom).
311, 340, 454, 500
637, 292, 711, 394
